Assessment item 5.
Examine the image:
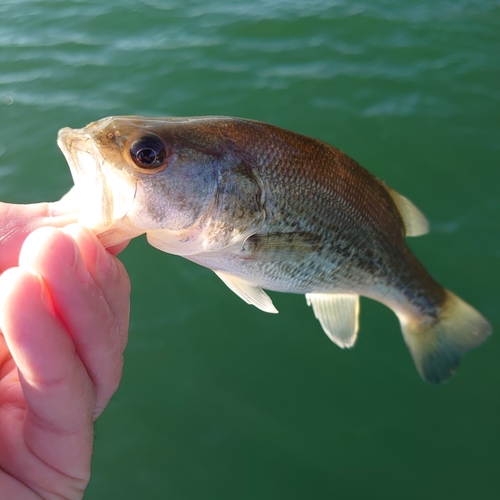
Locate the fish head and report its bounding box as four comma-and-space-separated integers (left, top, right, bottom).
57, 116, 219, 249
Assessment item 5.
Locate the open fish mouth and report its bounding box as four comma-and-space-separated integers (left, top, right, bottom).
57, 125, 138, 245
58, 127, 115, 232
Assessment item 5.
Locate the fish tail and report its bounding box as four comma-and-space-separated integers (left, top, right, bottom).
397, 290, 491, 384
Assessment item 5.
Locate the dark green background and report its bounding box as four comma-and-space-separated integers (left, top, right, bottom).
1, 1, 499, 498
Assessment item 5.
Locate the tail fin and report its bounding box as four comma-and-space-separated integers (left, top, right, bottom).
398, 290, 491, 384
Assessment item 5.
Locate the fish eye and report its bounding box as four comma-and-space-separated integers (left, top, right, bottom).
130, 136, 168, 170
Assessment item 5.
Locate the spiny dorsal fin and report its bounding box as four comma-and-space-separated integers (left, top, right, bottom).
385, 186, 429, 237
214, 270, 278, 314
306, 293, 360, 348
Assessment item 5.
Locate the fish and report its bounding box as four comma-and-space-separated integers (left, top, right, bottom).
57, 115, 491, 383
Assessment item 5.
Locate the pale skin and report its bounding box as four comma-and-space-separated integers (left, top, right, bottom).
0, 202, 131, 499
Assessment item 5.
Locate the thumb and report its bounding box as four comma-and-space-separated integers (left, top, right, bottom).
0, 201, 79, 271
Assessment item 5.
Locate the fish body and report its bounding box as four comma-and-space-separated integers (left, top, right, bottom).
58, 116, 491, 383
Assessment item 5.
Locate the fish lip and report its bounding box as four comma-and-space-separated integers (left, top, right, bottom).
57, 126, 111, 230
57, 124, 141, 243
57, 127, 97, 177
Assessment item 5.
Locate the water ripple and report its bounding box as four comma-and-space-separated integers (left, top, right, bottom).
0, 0, 498, 121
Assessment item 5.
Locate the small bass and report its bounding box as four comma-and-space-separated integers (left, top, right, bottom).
58, 116, 491, 383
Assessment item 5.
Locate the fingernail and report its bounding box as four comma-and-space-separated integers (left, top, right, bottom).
60, 225, 92, 284
37, 272, 56, 316
72, 240, 91, 285
96, 245, 113, 274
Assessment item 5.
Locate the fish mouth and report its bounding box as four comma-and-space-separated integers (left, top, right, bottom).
58, 127, 114, 231
57, 126, 136, 241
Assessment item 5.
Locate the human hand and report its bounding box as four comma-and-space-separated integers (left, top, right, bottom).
0, 200, 128, 270
0, 202, 131, 499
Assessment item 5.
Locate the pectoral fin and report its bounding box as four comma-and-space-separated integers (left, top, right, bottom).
306, 293, 360, 348
239, 232, 321, 261
215, 270, 278, 314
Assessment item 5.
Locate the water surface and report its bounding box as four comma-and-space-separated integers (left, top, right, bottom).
1, 1, 499, 499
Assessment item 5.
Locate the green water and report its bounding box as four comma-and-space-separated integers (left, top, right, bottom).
1, 1, 499, 498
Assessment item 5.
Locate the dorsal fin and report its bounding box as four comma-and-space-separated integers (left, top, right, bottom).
385, 186, 429, 237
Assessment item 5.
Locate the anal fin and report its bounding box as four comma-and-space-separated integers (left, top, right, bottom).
215, 270, 278, 314
306, 293, 360, 348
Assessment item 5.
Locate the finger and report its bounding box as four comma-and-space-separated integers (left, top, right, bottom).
0, 267, 94, 480
107, 240, 130, 255
56, 190, 131, 254
0, 334, 20, 398
0, 201, 79, 271
19, 227, 129, 417
61, 224, 131, 352
0, 333, 11, 373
